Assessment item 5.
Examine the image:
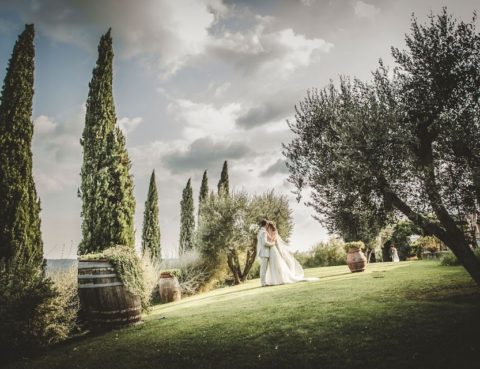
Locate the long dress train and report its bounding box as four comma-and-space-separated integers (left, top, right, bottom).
265, 236, 319, 285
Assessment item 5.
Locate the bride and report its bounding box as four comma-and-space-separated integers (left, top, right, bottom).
264, 222, 319, 285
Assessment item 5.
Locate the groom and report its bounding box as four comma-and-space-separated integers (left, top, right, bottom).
257, 219, 275, 287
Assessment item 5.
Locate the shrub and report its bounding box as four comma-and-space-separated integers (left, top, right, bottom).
297, 238, 347, 268
412, 236, 443, 257
0, 256, 79, 361
79, 245, 151, 311
160, 268, 182, 278
344, 241, 366, 253
440, 249, 480, 266
44, 266, 81, 342
157, 250, 215, 296
440, 251, 460, 266
140, 251, 161, 304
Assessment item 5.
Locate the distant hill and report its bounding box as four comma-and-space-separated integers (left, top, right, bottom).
46, 259, 77, 273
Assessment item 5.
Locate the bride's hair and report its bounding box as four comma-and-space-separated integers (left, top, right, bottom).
266, 221, 277, 232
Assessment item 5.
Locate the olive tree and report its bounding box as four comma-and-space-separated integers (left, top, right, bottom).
284, 9, 480, 285
197, 190, 293, 284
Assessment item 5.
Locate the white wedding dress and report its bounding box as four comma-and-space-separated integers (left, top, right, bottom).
392, 249, 400, 262
265, 235, 319, 285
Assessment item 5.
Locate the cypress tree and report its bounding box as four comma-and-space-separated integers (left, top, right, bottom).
179, 178, 195, 255
78, 29, 136, 254
198, 170, 209, 218
142, 170, 161, 261
217, 160, 229, 195
0, 24, 43, 265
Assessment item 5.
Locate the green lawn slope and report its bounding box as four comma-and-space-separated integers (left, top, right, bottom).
7, 261, 480, 369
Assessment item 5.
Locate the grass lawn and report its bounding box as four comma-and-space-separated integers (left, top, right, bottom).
5, 261, 480, 369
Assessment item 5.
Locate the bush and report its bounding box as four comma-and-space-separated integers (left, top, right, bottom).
440, 249, 480, 266
298, 238, 347, 268
156, 250, 215, 296
140, 251, 162, 304
0, 256, 79, 361
44, 266, 81, 342
160, 268, 182, 278
79, 245, 151, 311
344, 241, 366, 252
412, 236, 443, 257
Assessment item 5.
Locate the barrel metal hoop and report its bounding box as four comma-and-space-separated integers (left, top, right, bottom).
78, 274, 117, 279
78, 282, 123, 288
78, 269, 116, 274
78, 262, 113, 269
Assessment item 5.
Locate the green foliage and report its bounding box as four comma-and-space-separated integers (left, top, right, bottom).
412, 236, 442, 256
80, 245, 150, 311
160, 268, 182, 279
441, 249, 480, 266
197, 190, 293, 284
142, 170, 161, 261
42, 266, 81, 345
179, 178, 195, 254
198, 170, 209, 218
0, 255, 78, 361
284, 9, 480, 283
440, 251, 461, 266
249, 190, 293, 242
387, 221, 422, 260
78, 29, 135, 254
0, 24, 43, 266
344, 241, 366, 253
217, 160, 229, 195
197, 191, 249, 269
157, 250, 215, 295
296, 238, 347, 268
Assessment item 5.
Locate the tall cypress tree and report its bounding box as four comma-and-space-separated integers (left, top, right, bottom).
142, 170, 161, 261
78, 29, 135, 254
0, 24, 43, 265
179, 178, 195, 255
198, 170, 209, 218
217, 160, 229, 195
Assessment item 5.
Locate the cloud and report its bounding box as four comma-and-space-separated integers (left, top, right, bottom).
117, 116, 143, 135
167, 98, 242, 140
353, 1, 380, 20
162, 137, 251, 174
260, 159, 289, 177
209, 19, 333, 78
236, 94, 294, 129
10, 0, 227, 77
32, 111, 84, 194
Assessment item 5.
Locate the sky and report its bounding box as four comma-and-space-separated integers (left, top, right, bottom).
0, 0, 478, 259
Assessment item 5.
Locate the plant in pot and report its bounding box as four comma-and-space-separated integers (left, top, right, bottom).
344, 241, 367, 273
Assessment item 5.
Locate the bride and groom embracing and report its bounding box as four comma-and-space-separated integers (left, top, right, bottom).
256, 219, 319, 287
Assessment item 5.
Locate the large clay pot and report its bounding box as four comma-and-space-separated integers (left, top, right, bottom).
158, 272, 181, 303
78, 260, 142, 328
346, 248, 367, 273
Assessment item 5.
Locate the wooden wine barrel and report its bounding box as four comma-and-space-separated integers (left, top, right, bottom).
78, 260, 141, 328
346, 248, 367, 273
158, 272, 181, 303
